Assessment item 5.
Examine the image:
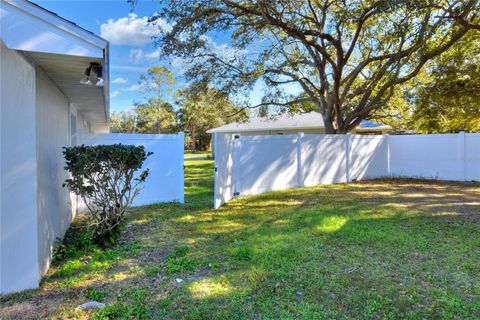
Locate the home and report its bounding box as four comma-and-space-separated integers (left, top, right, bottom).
207, 111, 392, 136
0, 0, 109, 293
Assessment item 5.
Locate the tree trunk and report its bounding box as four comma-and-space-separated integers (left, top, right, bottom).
323, 114, 336, 134
323, 112, 348, 134
156, 106, 161, 134
191, 125, 197, 151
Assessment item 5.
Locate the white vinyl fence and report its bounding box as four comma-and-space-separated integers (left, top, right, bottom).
82, 133, 184, 206
214, 132, 480, 208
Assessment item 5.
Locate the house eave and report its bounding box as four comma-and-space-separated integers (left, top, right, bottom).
0, 0, 107, 56
0, 0, 110, 128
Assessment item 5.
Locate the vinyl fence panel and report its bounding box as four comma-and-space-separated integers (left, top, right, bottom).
237, 134, 299, 195
350, 135, 388, 180
214, 132, 479, 208
302, 134, 347, 186
82, 133, 184, 206
389, 134, 461, 180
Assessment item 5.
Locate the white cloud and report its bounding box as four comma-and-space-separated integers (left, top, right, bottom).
111, 77, 128, 84
124, 84, 144, 92
110, 90, 121, 97
129, 35, 240, 67
129, 48, 145, 63
172, 35, 246, 74
129, 48, 161, 63
145, 49, 161, 60
110, 64, 149, 72
100, 13, 171, 46
202, 35, 246, 61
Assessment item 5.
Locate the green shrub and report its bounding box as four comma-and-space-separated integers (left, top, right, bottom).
63, 144, 152, 244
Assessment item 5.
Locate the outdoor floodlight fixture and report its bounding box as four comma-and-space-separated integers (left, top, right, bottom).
95, 77, 104, 86
80, 66, 92, 85
80, 62, 104, 86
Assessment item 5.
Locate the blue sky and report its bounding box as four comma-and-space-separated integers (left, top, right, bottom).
34, 0, 290, 115
34, 0, 189, 113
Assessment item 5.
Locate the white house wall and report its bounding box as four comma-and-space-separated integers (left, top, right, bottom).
35, 67, 75, 277
0, 41, 40, 293
0, 41, 100, 294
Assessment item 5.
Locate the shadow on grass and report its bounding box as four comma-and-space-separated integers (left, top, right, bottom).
1, 156, 479, 319
142, 206, 478, 319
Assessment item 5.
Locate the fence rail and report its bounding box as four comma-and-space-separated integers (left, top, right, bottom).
214, 132, 480, 208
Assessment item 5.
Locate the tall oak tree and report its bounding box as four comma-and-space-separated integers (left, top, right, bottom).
138, 0, 479, 133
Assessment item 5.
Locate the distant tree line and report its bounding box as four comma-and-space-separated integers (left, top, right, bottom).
110, 66, 248, 150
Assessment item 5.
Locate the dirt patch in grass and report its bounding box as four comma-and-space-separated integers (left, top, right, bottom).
1, 157, 479, 319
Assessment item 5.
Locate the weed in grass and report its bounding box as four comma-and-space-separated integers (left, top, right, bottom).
165, 255, 198, 275
92, 289, 152, 320
93, 248, 122, 262
50, 259, 83, 279
232, 246, 252, 262
85, 288, 106, 301
205, 259, 220, 270
165, 246, 199, 274
144, 266, 162, 276
166, 246, 189, 259
52, 219, 96, 263
128, 265, 143, 274
121, 242, 142, 254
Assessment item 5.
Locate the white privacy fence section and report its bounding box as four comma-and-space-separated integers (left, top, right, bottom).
302, 134, 347, 186
237, 135, 299, 195
350, 135, 388, 180
389, 134, 460, 180
214, 132, 480, 208
213, 133, 235, 209
389, 133, 480, 181
82, 133, 184, 205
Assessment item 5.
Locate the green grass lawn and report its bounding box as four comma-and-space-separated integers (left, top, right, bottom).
1, 155, 479, 319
